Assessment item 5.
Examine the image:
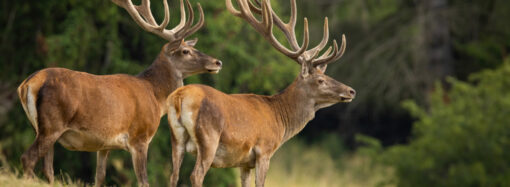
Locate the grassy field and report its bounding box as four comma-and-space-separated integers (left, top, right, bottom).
0, 138, 391, 187
265, 139, 392, 187
0, 168, 88, 187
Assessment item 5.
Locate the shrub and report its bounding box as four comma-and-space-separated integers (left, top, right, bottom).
380, 59, 510, 186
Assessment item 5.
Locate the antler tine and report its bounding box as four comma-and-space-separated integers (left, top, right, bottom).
226, 0, 242, 16
172, 0, 187, 32
261, 0, 272, 32
136, 0, 157, 25
184, 0, 195, 30
241, 0, 261, 26
180, 3, 205, 39
312, 34, 347, 66
248, 0, 300, 50
319, 46, 333, 59
112, 0, 158, 31
174, 0, 195, 37
303, 17, 329, 61
286, 0, 299, 49
262, 0, 309, 60
155, 0, 170, 30
248, 0, 262, 14
112, 0, 204, 42
227, 0, 309, 63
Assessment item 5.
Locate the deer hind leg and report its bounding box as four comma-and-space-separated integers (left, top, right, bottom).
189, 135, 219, 187
179, 97, 223, 186
95, 150, 110, 187
168, 103, 189, 187
169, 127, 188, 187
21, 130, 63, 180
190, 111, 222, 186
42, 146, 54, 183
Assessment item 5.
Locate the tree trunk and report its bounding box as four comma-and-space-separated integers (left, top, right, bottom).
419, 0, 453, 80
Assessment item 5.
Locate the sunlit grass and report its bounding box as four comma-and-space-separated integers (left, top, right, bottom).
264, 139, 392, 187
0, 168, 89, 187
0, 137, 391, 187
0, 145, 89, 187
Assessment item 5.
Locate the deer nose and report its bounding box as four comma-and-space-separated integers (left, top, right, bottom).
215, 60, 222, 67
349, 89, 356, 97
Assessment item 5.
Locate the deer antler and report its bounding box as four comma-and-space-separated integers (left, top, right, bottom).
227, 0, 309, 61
112, 0, 204, 42
227, 0, 346, 67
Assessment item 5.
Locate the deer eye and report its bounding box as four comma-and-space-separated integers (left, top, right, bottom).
318, 79, 325, 84
182, 50, 190, 55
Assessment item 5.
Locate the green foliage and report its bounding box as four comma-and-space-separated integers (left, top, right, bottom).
378, 60, 510, 186
355, 134, 383, 158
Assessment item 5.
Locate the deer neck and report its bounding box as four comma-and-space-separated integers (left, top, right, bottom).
270, 80, 316, 142
138, 52, 183, 108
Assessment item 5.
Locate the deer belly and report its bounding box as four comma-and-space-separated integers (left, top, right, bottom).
58, 130, 129, 152
211, 144, 256, 168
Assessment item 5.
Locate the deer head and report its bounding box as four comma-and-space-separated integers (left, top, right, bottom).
113, 0, 222, 77
163, 38, 223, 77
296, 63, 356, 110
227, 0, 355, 109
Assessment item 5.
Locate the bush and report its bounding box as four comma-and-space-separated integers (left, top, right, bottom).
379, 59, 510, 186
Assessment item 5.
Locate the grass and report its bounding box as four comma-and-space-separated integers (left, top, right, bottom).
0, 136, 391, 187
0, 145, 88, 187
264, 138, 392, 187
0, 168, 88, 187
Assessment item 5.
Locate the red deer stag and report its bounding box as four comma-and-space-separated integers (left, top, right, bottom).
17, 0, 221, 186
166, 0, 355, 186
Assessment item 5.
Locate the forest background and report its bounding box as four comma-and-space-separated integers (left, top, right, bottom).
1, 0, 509, 186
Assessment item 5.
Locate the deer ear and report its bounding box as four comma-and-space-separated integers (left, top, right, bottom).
167, 40, 182, 52
185, 38, 198, 47
316, 64, 328, 73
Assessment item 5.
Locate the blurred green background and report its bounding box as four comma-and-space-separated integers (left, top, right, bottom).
1, 0, 509, 186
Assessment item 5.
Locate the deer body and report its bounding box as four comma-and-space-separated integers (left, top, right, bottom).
19, 51, 180, 152
168, 72, 353, 187
17, 0, 221, 186
21, 68, 160, 152
167, 0, 355, 186
168, 82, 319, 167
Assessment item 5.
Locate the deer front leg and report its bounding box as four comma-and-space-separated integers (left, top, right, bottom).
129, 143, 149, 187
255, 157, 270, 187
95, 150, 110, 187
240, 167, 252, 187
